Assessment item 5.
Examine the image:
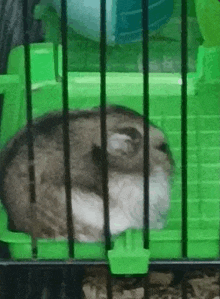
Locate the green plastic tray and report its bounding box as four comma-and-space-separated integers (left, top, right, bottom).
0, 43, 219, 274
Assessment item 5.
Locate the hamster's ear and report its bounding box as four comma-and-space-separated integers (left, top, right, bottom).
107, 127, 142, 157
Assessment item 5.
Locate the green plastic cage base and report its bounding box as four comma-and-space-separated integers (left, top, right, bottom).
0, 202, 219, 263
0, 43, 219, 274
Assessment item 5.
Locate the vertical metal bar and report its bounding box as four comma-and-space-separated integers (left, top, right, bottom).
100, 0, 111, 255
142, 0, 150, 298
46, 269, 63, 298
100, 1, 112, 299
143, 274, 150, 299
181, 0, 188, 259
142, 0, 150, 250
181, 0, 188, 291
60, 0, 74, 258
22, 0, 37, 259
181, 275, 188, 299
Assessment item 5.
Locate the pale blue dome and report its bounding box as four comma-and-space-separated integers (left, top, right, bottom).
39, 0, 173, 44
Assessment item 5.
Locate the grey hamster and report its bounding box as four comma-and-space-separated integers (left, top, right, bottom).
0, 105, 174, 242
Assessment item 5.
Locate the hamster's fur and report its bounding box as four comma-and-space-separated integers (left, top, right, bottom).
0, 105, 174, 242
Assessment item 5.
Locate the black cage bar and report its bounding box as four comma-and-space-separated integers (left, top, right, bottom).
22, 0, 37, 259
142, 0, 150, 252
100, 0, 111, 255
100, 1, 112, 298
60, 0, 74, 259
181, 0, 188, 259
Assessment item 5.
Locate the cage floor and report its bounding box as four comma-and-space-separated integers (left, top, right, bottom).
0, 265, 219, 299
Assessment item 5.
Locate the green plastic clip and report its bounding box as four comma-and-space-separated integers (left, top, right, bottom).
108, 229, 150, 275
34, 4, 60, 46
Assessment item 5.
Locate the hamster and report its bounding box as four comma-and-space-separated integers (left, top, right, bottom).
0, 105, 174, 242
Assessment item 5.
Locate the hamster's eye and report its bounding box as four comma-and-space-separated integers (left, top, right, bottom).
157, 142, 168, 153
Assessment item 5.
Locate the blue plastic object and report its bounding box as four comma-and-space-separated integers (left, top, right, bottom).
39, 0, 173, 44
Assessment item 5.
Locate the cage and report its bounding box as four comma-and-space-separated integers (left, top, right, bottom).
0, 0, 220, 298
